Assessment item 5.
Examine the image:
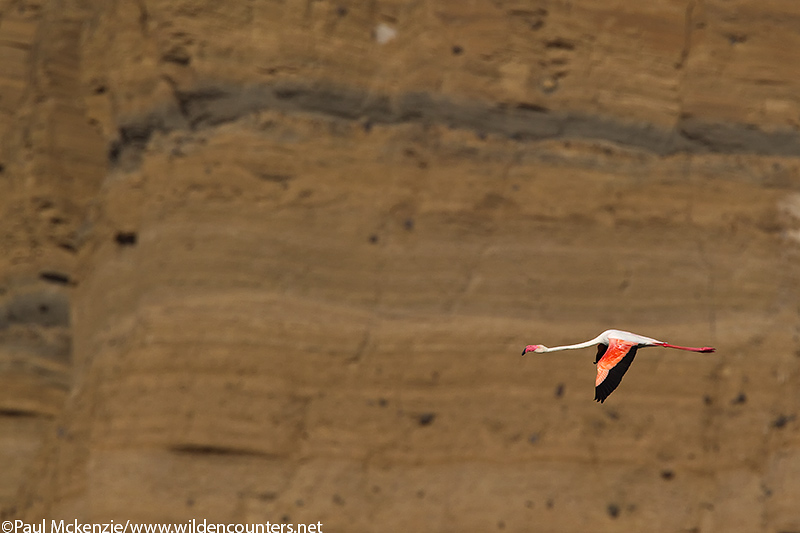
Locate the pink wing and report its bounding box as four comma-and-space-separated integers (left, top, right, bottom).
595, 338, 640, 403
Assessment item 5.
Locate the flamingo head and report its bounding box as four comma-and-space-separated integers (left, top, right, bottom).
521, 344, 548, 355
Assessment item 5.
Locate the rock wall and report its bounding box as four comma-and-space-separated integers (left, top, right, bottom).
1, 0, 800, 531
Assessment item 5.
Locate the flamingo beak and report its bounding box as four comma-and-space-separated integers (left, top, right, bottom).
521, 347, 528, 356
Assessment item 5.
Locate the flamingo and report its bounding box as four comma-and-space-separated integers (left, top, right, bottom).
521, 329, 715, 403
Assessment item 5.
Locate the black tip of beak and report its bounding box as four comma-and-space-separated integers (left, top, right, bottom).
521, 349, 527, 356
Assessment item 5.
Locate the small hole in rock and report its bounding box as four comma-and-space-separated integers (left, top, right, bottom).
554, 383, 564, 398
772, 414, 795, 429
115, 231, 138, 246
418, 413, 436, 426
108, 142, 121, 164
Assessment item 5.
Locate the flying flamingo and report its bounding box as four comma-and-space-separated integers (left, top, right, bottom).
521, 329, 715, 403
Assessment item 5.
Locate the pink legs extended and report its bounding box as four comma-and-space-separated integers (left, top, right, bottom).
657, 343, 715, 353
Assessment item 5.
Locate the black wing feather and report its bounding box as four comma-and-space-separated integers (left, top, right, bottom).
594, 343, 608, 364
594, 344, 640, 403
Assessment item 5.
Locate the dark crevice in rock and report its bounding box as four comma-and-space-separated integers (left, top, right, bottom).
114, 231, 138, 246
169, 444, 277, 458
175, 87, 233, 128
39, 271, 74, 286
107, 80, 800, 169
0, 408, 47, 418
544, 38, 575, 50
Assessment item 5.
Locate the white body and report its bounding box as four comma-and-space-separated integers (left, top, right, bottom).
538, 329, 663, 352
600, 329, 663, 345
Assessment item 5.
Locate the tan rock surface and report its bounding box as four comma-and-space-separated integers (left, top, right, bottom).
1, 1, 800, 532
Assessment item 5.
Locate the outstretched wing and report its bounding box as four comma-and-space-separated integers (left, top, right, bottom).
594, 338, 641, 403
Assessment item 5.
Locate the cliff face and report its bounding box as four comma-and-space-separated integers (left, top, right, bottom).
1, 1, 800, 531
